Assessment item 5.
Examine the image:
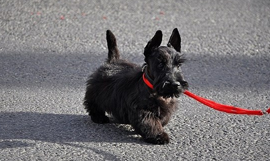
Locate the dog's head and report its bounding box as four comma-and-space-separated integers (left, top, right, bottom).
143, 28, 188, 98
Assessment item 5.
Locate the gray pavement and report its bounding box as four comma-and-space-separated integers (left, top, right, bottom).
1, 0, 270, 160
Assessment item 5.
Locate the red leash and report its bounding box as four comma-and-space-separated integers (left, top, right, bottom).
184, 90, 270, 115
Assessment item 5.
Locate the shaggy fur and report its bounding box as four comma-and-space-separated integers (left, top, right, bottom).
84, 29, 188, 144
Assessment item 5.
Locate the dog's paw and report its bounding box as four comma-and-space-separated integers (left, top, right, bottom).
91, 115, 110, 124
145, 132, 170, 144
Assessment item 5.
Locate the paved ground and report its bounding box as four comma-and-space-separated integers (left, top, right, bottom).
1, 0, 270, 160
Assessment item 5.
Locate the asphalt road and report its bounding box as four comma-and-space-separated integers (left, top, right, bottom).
1, 0, 270, 160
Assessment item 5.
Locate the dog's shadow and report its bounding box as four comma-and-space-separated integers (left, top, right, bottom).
0, 111, 144, 149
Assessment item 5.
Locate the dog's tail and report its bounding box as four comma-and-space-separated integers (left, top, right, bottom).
106, 30, 120, 63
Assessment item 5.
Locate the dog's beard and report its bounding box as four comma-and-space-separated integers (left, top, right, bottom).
155, 84, 183, 98
159, 91, 182, 98
150, 74, 187, 99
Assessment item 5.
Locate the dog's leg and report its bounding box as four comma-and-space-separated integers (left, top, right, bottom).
84, 102, 109, 124
131, 112, 169, 144
90, 109, 110, 124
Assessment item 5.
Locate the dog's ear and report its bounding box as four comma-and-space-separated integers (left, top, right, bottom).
106, 30, 120, 63
168, 28, 181, 52
144, 30, 162, 57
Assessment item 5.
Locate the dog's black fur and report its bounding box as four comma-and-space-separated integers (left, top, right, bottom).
84, 28, 188, 144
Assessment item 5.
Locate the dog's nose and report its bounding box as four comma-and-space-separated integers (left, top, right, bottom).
162, 81, 181, 89
171, 82, 181, 87
180, 81, 189, 89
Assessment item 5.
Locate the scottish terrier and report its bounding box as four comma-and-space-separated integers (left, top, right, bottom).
84, 28, 188, 144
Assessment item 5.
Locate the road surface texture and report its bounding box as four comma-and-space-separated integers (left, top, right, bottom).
1, 0, 270, 160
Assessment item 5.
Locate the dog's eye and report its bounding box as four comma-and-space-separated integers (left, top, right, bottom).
158, 62, 165, 69
174, 55, 185, 68
174, 62, 182, 68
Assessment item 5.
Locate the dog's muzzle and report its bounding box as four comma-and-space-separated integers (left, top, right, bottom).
160, 80, 189, 98
162, 81, 181, 89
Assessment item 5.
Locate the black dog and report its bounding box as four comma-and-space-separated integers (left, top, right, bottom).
84, 28, 188, 144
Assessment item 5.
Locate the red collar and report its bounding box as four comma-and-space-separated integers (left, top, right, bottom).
142, 73, 154, 89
